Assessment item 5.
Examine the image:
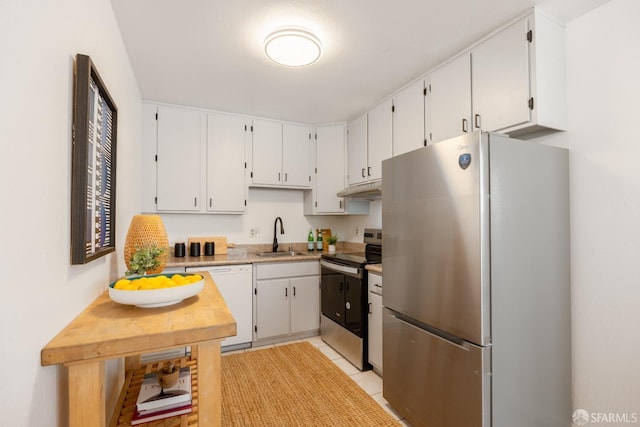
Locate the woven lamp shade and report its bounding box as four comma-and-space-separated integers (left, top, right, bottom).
124, 215, 169, 274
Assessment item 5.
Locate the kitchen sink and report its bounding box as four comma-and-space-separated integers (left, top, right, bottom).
255, 251, 308, 257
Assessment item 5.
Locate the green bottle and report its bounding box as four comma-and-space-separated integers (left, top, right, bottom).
316, 229, 323, 251
307, 230, 315, 251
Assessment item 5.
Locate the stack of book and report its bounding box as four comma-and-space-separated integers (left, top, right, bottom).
132, 366, 192, 425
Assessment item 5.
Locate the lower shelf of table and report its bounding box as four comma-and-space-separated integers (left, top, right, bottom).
111, 357, 199, 427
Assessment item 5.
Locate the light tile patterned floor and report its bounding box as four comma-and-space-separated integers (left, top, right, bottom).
232, 336, 413, 426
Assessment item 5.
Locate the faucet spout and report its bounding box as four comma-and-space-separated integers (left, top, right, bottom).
273, 217, 285, 252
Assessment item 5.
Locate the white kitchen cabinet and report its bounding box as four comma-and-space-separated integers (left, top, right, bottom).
393, 79, 426, 156
155, 105, 205, 211
251, 120, 311, 188
367, 272, 383, 373
255, 278, 291, 339
347, 113, 368, 186
251, 119, 283, 186
367, 99, 393, 181
253, 261, 320, 343
471, 10, 566, 137
290, 275, 321, 334
187, 264, 253, 349
206, 113, 247, 213
304, 124, 370, 215
428, 53, 472, 144
282, 123, 312, 187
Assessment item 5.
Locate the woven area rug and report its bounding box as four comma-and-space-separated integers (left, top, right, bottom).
221, 342, 401, 426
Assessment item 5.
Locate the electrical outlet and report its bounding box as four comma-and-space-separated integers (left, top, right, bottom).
355, 227, 359, 236
250, 227, 260, 238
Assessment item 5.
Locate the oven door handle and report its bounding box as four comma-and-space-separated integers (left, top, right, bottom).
320, 260, 361, 276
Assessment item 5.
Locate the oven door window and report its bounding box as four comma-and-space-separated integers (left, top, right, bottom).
321, 268, 345, 326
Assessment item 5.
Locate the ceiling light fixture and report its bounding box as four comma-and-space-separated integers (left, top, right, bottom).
264, 28, 322, 67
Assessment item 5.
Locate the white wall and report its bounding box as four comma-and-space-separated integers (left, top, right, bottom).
541, 0, 640, 421
160, 188, 381, 247
0, 1, 141, 425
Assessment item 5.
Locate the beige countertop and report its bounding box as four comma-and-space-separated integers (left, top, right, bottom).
166, 242, 366, 268
366, 263, 383, 274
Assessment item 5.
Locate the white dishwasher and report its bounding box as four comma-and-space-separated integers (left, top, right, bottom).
186, 264, 253, 350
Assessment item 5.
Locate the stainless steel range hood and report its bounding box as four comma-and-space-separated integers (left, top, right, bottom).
336, 181, 382, 199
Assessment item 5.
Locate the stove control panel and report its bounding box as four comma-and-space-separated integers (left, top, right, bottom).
363, 228, 382, 245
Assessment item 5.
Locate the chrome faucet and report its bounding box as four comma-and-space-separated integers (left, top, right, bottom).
272, 217, 285, 252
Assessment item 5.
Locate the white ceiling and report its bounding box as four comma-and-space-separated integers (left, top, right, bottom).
111, 0, 608, 125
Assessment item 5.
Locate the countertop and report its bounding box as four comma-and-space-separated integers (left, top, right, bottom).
366, 264, 383, 274
165, 242, 367, 268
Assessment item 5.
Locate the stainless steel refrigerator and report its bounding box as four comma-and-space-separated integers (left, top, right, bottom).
381, 131, 571, 427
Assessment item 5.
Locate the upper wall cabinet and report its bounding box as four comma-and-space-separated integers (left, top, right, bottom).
428, 53, 472, 144
141, 103, 247, 214
304, 124, 369, 215
155, 105, 205, 212
393, 79, 426, 156
427, 9, 566, 143
472, 9, 566, 137
251, 120, 311, 188
347, 113, 368, 186
206, 113, 248, 213
367, 99, 393, 181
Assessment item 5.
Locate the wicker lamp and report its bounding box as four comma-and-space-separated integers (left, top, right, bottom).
124, 214, 169, 274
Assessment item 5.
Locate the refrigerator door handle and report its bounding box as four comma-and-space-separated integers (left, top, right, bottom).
388, 311, 475, 350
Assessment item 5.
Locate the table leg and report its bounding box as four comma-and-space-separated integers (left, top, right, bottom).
67, 360, 105, 427
196, 340, 221, 426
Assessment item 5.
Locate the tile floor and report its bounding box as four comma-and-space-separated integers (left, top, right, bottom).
228, 336, 413, 426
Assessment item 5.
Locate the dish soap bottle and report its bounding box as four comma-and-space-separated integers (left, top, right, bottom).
316, 229, 323, 252
307, 230, 315, 251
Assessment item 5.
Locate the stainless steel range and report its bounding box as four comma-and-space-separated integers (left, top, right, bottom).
320, 228, 382, 370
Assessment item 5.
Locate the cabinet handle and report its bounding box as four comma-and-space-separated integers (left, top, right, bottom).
462, 118, 468, 133
209, 198, 212, 208
339, 200, 343, 209
368, 303, 372, 314
475, 114, 481, 129
285, 288, 288, 298
367, 167, 371, 176
194, 197, 197, 207
285, 172, 288, 182
293, 286, 296, 296
361, 168, 366, 178
278, 172, 281, 182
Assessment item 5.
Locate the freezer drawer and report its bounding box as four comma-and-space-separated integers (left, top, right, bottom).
383, 308, 491, 427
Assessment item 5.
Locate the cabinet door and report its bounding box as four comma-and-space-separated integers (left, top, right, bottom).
251, 119, 282, 185
472, 17, 531, 133
206, 113, 247, 213
156, 106, 203, 211
282, 123, 311, 187
393, 79, 425, 156
290, 276, 320, 334
430, 53, 472, 144
255, 278, 290, 340
368, 291, 383, 371
315, 124, 346, 213
367, 99, 393, 181
347, 113, 367, 186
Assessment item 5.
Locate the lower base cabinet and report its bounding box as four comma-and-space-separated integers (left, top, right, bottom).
254, 261, 320, 342
368, 272, 383, 372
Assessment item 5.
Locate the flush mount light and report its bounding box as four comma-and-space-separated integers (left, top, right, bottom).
264, 28, 322, 67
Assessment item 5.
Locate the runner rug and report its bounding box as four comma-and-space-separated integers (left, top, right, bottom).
221, 342, 401, 426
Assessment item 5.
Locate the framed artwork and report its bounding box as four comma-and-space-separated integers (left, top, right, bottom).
70, 54, 118, 264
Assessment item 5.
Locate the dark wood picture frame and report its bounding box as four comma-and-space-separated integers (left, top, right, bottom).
70, 54, 118, 264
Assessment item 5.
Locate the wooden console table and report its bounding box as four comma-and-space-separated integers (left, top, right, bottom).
41, 271, 236, 427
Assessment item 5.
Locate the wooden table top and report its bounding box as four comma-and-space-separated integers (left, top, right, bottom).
41, 271, 236, 366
